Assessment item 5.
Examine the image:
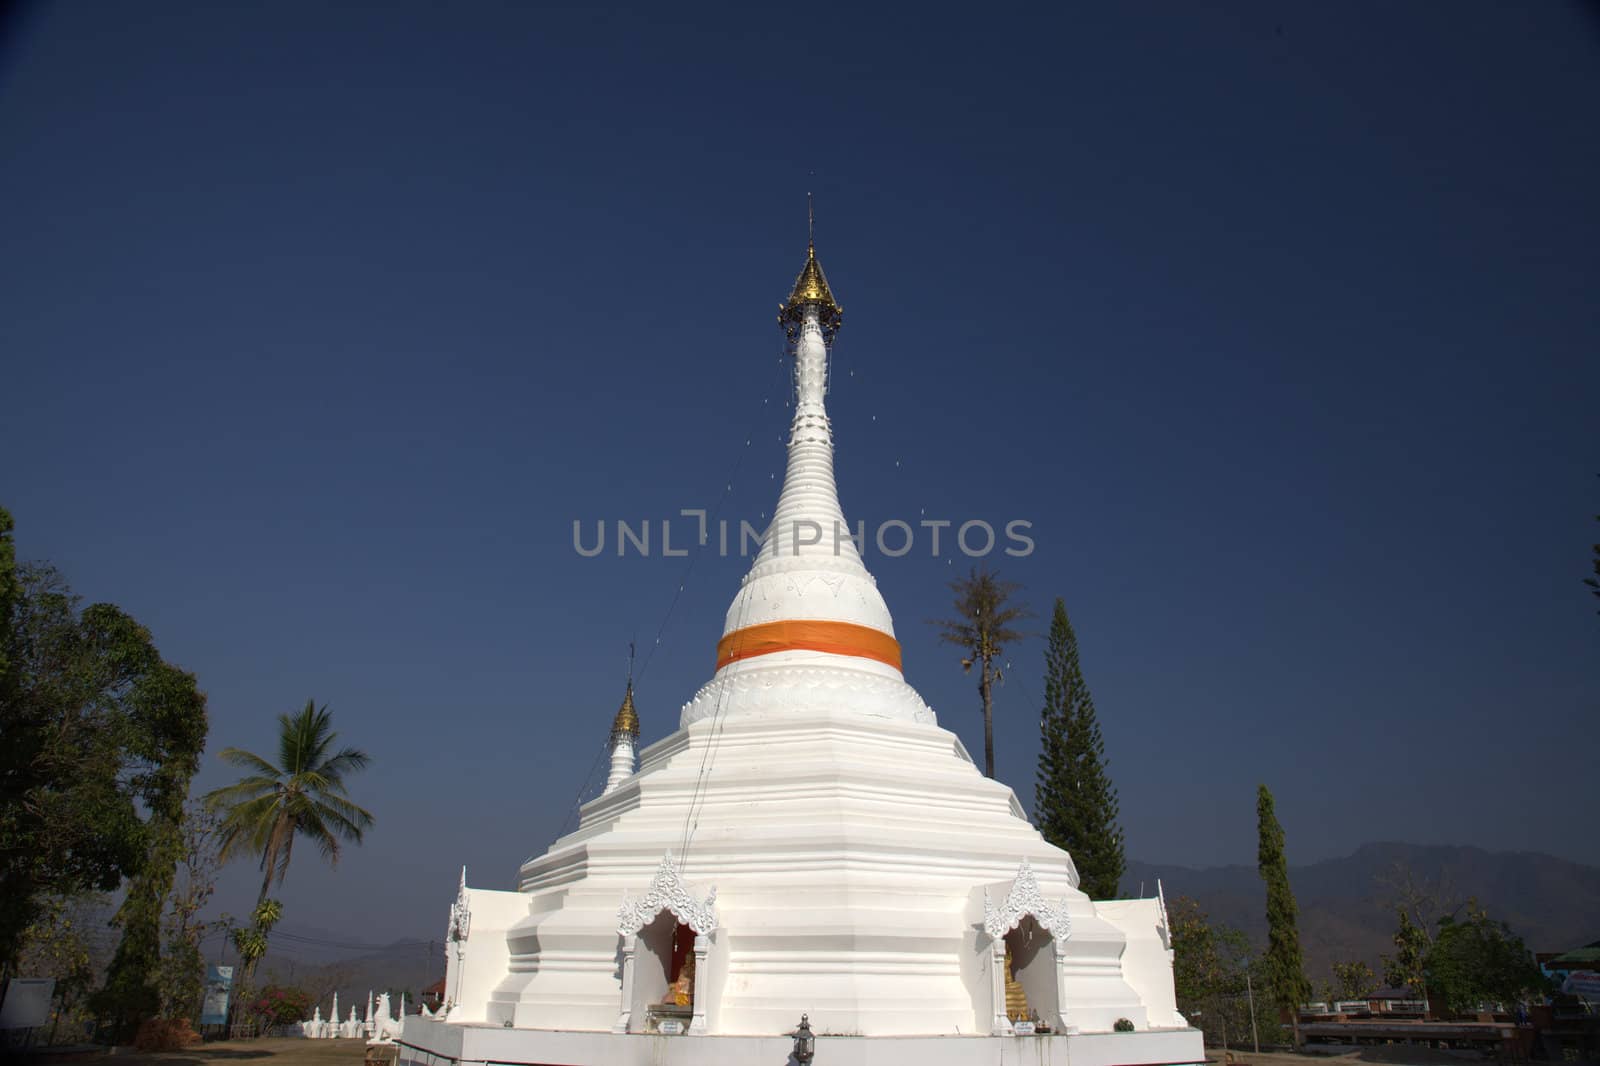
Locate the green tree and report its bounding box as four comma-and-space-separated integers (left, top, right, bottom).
0, 562, 137, 971
15, 894, 115, 1042
1256, 785, 1310, 1044
933, 567, 1029, 778
1426, 902, 1546, 1014
1586, 504, 1599, 609
1329, 960, 1378, 1001
1033, 598, 1125, 899
97, 654, 209, 1036
154, 805, 223, 1022
0, 509, 208, 1020
1382, 907, 1430, 999
0, 509, 19, 711
1170, 895, 1255, 1048
205, 700, 374, 907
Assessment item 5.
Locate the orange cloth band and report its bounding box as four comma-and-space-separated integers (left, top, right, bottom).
716, 619, 902, 671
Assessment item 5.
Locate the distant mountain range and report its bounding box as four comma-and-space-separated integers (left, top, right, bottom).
255, 935, 443, 1012
1125, 842, 1600, 984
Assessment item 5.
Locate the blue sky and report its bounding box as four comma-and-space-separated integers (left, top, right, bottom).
2, 0, 1596, 944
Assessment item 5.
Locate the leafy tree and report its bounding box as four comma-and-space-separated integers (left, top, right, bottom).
1586, 504, 1599, 609
1330, 960, 1378, 1001
1256, 785, 1310, 1043
155, 805, 223, 1022
15, 894, 116, 1042
0, 507, 208, 1026
0, 509, 18, 710
0, 561, 137, 971
1425, 902, 1546, 1014
97, 654, 209, 1036
933, 567, 1029, 777
1034, 598, 1124, 899
1170, 895, 1255, 1048
1382, 907, 1430, 998
1376, 860, 1461, 943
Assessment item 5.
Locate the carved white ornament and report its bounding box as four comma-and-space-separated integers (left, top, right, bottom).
983, 858, 1072, 940
447, 865, 471, 943
616, 851, 718, 937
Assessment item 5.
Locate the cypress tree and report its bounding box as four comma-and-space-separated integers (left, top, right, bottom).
1034, 598, 1125, 899
1256, 784, 1310, 1044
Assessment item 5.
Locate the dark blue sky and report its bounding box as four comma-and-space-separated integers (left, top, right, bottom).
3, 1, 1596, 944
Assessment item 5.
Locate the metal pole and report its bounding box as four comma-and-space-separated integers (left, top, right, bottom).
1247, 971, 1260, 1054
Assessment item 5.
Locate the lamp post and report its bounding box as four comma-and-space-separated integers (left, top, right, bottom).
792, 1013, 815, 1064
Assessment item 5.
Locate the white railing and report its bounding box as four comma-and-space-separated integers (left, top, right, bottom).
1380, 999, 1427, 1013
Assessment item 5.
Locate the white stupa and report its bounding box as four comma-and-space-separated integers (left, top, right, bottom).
401, 230, 1202, 1066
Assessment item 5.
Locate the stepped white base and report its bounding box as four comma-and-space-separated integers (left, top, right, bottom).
396, 1017, 1204, 1066
441, 708, 1187, 1042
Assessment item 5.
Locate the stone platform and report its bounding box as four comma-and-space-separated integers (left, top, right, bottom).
396, 1016, 1205, 1066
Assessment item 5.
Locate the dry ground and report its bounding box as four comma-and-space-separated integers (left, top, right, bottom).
27, 1037, 1500, 1066
30, 1038, 368, 1065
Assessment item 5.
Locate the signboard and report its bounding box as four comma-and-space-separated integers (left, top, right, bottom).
657, 1019, 684, 1035
1012, 1020, 1037, 1035
1563, 970, 1600, 1002
0, 978, 55, 1030
200, 966, 234, 1025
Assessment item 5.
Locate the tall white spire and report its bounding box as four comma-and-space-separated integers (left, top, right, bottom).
679, 231, 935, 728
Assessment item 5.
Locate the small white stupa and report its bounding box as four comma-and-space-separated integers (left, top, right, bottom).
400, 224, 1202, 1066
602, 680, 639, 796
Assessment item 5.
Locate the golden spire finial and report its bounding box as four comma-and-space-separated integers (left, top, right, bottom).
611, 681, 639, 740
610, 644, 639, 740
779, 193, 842, 343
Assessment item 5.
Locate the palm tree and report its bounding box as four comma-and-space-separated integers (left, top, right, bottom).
932, 567, 1030, 778
204, 700, 374, 906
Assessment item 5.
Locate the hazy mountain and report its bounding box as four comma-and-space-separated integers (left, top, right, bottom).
255, 937, 444, 1013
1124, 842, 1600, 984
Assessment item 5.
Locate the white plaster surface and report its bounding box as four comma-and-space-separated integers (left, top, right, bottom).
405, 279, 1198, 1066
397, 1017, 1203, 1066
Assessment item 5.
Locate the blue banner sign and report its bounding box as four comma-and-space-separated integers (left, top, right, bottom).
200, 966, 233, 1025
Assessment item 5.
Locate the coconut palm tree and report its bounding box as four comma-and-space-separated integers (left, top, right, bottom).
931, 567, 1030, 778
204, 700, 374, 905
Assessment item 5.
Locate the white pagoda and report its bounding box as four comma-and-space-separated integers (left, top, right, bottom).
400, 232, 1202, 1066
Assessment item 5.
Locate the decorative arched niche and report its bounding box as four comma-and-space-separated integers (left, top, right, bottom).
613, 852, 717, 1035
978, 859, 1074, 1035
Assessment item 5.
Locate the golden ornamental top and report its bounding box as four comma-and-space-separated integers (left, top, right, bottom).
611, 682, 639, 740
778, 241, 843, 343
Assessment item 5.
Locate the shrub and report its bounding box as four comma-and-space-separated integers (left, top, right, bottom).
251, 985, 314, 1028
134, 1017, 202, 1051
1114, 1018, 1135, 1032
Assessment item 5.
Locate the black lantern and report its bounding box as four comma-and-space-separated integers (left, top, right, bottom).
792, 1013, 815, 1064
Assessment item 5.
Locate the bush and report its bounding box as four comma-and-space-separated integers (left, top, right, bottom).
1114, 1018, 1135, 1032
134, 1017, 202, 1051
251, 985, 314, 1028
